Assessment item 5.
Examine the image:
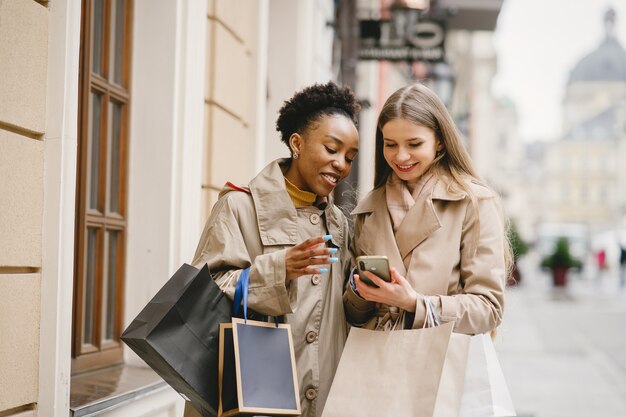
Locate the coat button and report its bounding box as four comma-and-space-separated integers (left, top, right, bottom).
311, 274, 321, 285
305, 331, 317, 343
305, 387, 317, 400
309, 213, 320, 224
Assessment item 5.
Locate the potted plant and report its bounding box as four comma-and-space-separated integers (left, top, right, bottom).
508, 222, 529, 286
540, 237, 582, 287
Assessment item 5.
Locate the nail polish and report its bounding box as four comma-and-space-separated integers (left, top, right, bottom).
329, 257, 339, 263
323, 234, 332, 241
319, 268, 329, 273
329, 248, 338, 254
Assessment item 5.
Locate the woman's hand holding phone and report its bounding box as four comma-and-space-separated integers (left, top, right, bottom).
354, 266, 419, 313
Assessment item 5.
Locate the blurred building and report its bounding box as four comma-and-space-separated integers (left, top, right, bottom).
353, 0, 505, 197
488, 98, 538, 241
542, 8, 626, 239
1, 1, 338, 416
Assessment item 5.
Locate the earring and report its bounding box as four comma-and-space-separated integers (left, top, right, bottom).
293, 152, 299, 160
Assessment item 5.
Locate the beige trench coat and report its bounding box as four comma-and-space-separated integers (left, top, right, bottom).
344, 178, 506, 335
185, 159, 351, 417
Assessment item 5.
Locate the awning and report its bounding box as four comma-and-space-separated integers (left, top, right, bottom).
442, 0, 504, 31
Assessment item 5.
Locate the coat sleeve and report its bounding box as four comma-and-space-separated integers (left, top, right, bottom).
191, 192, 297, 317
411, 195, 506, 334
343, 214, 377, 326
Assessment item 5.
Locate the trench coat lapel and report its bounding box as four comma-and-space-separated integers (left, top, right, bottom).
249, 159, 300, 246
248, 159, 345, 248
353, 179, 468, 279
396, 178, 468, 259
352, 188, 406, 277
394, 185, 441, 261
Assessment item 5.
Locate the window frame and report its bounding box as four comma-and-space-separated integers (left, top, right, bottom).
73, 0, 133, 373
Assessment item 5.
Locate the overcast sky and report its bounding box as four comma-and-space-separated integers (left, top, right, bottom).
492, 0, 626, 142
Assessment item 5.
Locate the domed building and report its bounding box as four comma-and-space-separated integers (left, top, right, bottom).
563, 8, 626, 134
542, 7, 626, 239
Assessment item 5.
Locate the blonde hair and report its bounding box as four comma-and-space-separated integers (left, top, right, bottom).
374, 83, 513, 279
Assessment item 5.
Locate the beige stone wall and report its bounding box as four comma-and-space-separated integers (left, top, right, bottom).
0, 130, 44, 267
0, 0, 47, 414
202, 0, 260, 221
0, 1, 48, 134
0, 275, 41, 413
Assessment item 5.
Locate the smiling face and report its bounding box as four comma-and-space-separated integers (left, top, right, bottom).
286, 114, 359, 197
381, 118, 442, 183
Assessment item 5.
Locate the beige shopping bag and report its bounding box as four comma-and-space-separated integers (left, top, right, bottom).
322, 322, 455, 417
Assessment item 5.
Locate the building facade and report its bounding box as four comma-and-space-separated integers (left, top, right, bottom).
1, 1, 338, 416
542, 8, 626, 236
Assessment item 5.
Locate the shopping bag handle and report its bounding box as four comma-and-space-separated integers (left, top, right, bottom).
233, 268, 250, 320
233, 268, 279, 327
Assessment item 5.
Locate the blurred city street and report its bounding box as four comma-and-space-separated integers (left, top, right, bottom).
495, 253, 626, 417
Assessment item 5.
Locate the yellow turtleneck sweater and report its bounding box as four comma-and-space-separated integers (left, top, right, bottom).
284, 176, 317, 207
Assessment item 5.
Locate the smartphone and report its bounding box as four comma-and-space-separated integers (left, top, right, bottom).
356, 255, 391, 287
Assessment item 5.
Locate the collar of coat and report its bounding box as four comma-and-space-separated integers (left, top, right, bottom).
232, 158, 345, 248
351, 177, 467, 270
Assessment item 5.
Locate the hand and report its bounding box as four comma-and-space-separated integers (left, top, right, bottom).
285, 235, 337, 281
354, 267, 418, 312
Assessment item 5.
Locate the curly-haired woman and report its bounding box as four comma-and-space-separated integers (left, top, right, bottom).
184, 82, 360, 417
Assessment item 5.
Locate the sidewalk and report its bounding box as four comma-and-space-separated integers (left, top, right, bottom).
494, 257, 626, 417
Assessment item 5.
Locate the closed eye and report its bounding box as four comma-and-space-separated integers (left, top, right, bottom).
325, 146, 337, 154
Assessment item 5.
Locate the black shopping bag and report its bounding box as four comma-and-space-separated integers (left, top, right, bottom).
121, 263, 230, 417
218, 270, 301, 416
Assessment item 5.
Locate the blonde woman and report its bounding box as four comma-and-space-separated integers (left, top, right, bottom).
345, 83, 511, 335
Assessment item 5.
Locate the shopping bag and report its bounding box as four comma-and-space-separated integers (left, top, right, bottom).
484, 335, 516, 417
321, 322, 455, 417
432, 332, 472, 417
459, 334, 516, 417
218, 269, 300, 416
121, 263, 231, 417
422, 295, 472, 417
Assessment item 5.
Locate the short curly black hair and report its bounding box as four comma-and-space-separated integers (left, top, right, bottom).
276, 81, 360, 150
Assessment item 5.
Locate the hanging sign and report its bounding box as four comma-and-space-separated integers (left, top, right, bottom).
359, 19, 445, 62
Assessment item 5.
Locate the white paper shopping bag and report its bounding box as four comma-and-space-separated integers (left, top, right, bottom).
458, 334, 516, 417
482, 335, 516, 417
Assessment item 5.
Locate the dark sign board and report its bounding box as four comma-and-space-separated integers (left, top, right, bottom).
359, 19, 445, 62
